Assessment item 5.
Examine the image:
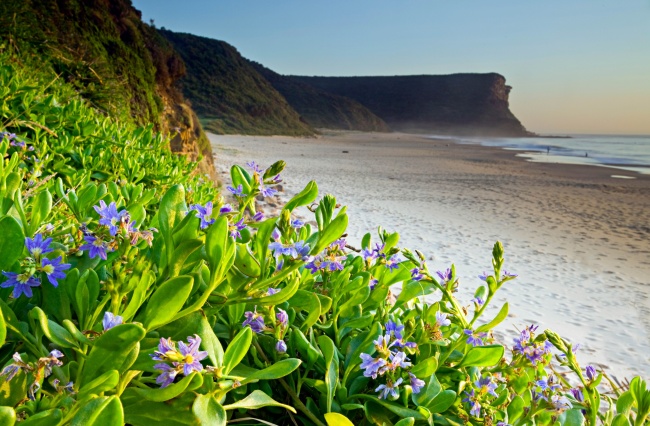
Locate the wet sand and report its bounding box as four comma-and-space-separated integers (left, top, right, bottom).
209, 130, 650, 381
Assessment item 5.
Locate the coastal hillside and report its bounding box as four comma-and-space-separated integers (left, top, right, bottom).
159, 30, 314, 136
250, 62, 391, 132
0, 0, 215, 177
292, 74, 532, 136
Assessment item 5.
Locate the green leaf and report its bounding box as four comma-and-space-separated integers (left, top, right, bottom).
427, 389, 456, 414
122, 391, 196, 425
313, 211, 348, 254
71, 396, 124, 426
241, 358, 302, 385
197, 315, 224, 368
394, 418, 415, 426
222, 327, 252, 375
324, 413, 355, 426
353, 394, 427, 420
0, 309, 6, 348
476, 303, 509, 332
288, 290, 321, 331
29, 189, 52, 235
222, 390, 296, 413
78, 370, 120, 398
0, 216, 24, 272
318, 335, 338, 413
616, 391, 634, 415
159, 185, 187, 267
290, 327, 321, 369
411, 357, 438, 378
30, 307, 78, 348
283, 180, 318, 212
168, 239, 203, 278
458, 345, 504, 367
392, 280, 435, 311
413, 373, 441, 407
0, 406, 15, 426
143, 275, 193, 330
507, 395, 525, 423
78, 324, 145, 387
20, 410, 62, 425
561, 409, 585, 426
611, 414, 631, 426
132, 372, 202, 402
193, 394, 226, 426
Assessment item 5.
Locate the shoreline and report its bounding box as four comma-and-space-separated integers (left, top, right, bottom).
209, 130, 650, 381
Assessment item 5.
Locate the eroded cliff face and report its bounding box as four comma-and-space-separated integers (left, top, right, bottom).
292, 73, 531, 136
0, 0, 215, 179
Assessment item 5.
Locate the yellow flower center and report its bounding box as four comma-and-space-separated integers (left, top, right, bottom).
184, 354, 194, 364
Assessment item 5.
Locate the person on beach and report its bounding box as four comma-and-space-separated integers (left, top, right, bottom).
547, 146, 550, 154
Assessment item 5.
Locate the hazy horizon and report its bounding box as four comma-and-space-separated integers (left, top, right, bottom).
133, 0, 650, 136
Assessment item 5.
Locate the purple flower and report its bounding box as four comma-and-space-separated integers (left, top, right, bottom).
269, 242, 296, 259
385, 254, 401, 272
229, 218, 246, 239
513, 324, 552, 365
478, 272, 489, 281
475, 376, 498, 398
276, 340, 287, 353
536, 375, 561, 391
359, 353, 386, 379
369, 278, 378, 290
102, 312, 123, 331
178, 335, 208, 376
219, 204, 233, 215
386, 350, 411, 370
25, 234, 53, 257
276, 308, 288, 327
266, 287, 281, 296
471, 296, 485, 306
550, 394, 573, 411
252, 211, 264, 221
362, 248, 377, 261
271, 228, 282, 241
227, 184, 246, 197
437, 268, 452, 283
464, 329, 487, 347
291, 219, 304, 229
40, 257, 70, 287
409, 373, 425, 394
189, 202, 215, 229
435, 311, 451, 328
585, 365, 596, 381
294, 241, 311, 259
410, 267, 423, 281
151, 337, 177, 362
374, 334, 391, 352
268, 174, 282, 184
375, 378, 403, 400
462, 389, 481, 417
79, 234, 110, 260
1, 272, 41, 298
243, 311, 265, 333
259, 185, 277, 197
154, 363, 178, 388
501, 270, 517, 279
386, 321, 404, 340
246, 161, 263, 173
570, 388, 584, 402
94, 201, 127, 236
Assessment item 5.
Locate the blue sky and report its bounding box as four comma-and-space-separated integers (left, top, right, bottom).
133, 0, 650, 134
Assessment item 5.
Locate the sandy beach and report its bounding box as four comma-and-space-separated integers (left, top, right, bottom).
209, 130, 650, 382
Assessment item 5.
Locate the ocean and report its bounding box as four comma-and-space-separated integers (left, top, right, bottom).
430, 134, 650, 175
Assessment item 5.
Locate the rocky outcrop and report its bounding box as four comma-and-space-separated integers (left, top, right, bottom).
249, 62, 390, 132
291, 73, 531, 136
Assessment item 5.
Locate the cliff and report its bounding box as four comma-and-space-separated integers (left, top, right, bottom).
159, 30, 314, 136
292, 74, 531, 136
249, 62, 391, 132
0, 0, 215, 178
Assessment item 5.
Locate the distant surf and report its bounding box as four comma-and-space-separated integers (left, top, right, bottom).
428, 134, 650, 175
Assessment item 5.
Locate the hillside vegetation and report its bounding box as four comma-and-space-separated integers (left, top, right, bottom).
250, 62, 390, 132
0, 0, 215, 177
160, 30, 315, 136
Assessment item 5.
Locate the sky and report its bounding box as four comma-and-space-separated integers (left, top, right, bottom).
132, 0, 650, 135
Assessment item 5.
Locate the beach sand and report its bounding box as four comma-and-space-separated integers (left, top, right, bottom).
209, 130, 650, 382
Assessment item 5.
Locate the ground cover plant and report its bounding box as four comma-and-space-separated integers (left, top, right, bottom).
1, 51, 649, 426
